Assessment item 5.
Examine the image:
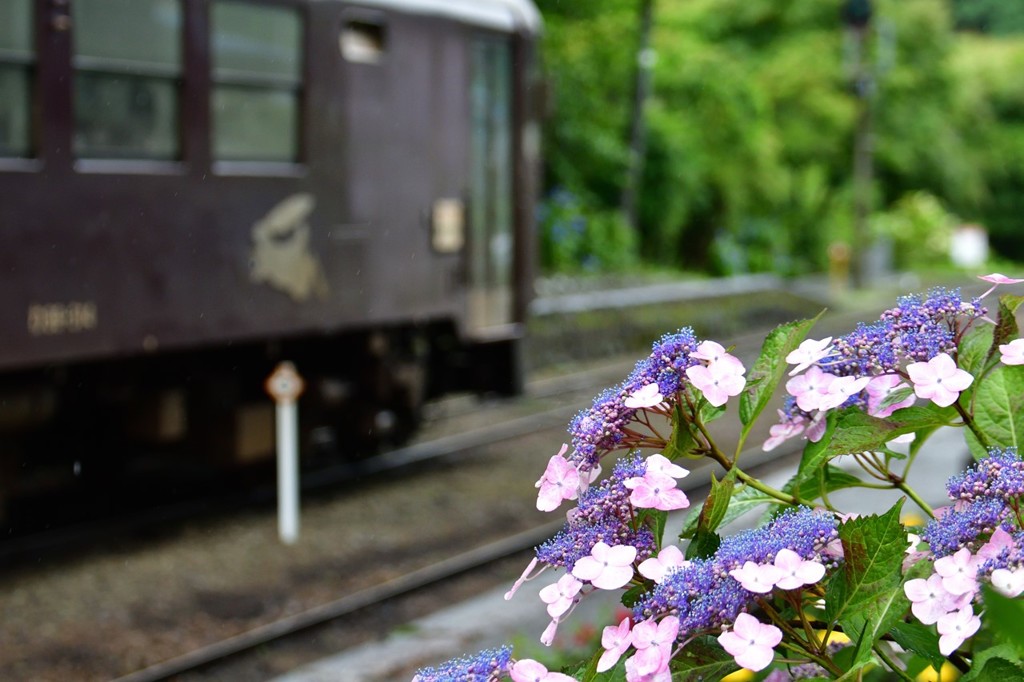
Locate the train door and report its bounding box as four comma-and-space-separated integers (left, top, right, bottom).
467, 36, 514, 333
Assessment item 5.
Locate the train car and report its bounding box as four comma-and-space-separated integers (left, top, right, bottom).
0, 0, 542, 497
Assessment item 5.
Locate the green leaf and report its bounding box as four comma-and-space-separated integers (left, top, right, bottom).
791, 410, 839, 491
823, 405, 955, 459
993, 293, 1024, 351
739, 312, 825, 430
960, 323, 996, 376
680, 485, 781, 540
969, 364, 1024, 451
639, 508, 669, 547
889, 621, 946, 672
826, 501, 910, 670
668, 638, 740, 680
664, 404, 701, 460
697, 470, 737, 534
981, 585, 1024, 655
685, 528, 721, 560
699, 400, 726, 425
620, 584, 647, 609
960, 643, 1024, 681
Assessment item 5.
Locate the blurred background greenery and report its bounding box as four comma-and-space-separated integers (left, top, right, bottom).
533, 0, 1024, 278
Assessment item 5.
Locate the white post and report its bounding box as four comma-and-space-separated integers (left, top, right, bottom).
265, 362, 305, 545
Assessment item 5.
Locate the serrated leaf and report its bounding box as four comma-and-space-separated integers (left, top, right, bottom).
791, 410, 839, 491
638, 508, 669, 547
685, 528, 721, 560
680, 485, 780, 540
960, 324, 996, 376
664, 404, 701, 460
697, 470, 737, 535
826, 502, 909, 669
739, 312, 825, 429
981, 585, 1024, 655
993, 293, 1024, 351
620, 584, 647, 609
970, 364, 1024, 451
824, 405, 956, 458
668, 638, 740, 680
889, 621, 946, 672
960, 642, 1024, 682
699, 400, 726, 425
789, 464, 871, 505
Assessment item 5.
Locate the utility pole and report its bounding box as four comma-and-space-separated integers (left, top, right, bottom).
844, 0, 873, 288
621, 0, 655, 234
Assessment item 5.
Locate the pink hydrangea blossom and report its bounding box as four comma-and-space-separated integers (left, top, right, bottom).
937, 605, 981, 656
510, 659, 576, 682
718, 613, 782, 672
978, 527, 1015, 560
644, 453, 689, 479
772, 549, 826, 590
691, 340, 746, 374
785, 365, 837, 412
535, 445, 580, 512
817, 375, 871, 411
979, 273, 1024, 299
597, 616, 632, 673
540, 619, 559, 646
624, 383, 665, 409
686, 361, 746, 407
934, 547, 982, 596
572, 542, 637, 590
805, 412, 829, 442
729, 561, 783, 593
905, 573, 968, 625
865, 374, 916, 417
627, 616, 679, 678
979, 273, 1024, 284
763, 411, 807, 451
785, 337, 834, 375
990, 568, 1024, 598
624, 472, 690, 511
905, 353, 974, 408
539, 573, 583, 619
638, 545, 688, 583
999, 339, 1024, 366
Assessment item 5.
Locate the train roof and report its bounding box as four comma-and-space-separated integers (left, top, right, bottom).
331, 0, 542, 34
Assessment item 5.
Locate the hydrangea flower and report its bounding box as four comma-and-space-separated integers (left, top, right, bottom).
718, 613, 782, 672
686, 360, 746, 407
535, 446, 580, 512
510, 659, 575, 682
937, 605, 981, 656
572, 541, 637, 590
539, 573, 582, 619
999, 338, 1024, 366
905, 353, 974, 407
904, 573, 969, 625
597, 616, 632, 673
786, 337, 834, 375
624, 383, 664, 409
413, 645, 513, 681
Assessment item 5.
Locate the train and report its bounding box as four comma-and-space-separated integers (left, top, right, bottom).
0, 0, 543, 508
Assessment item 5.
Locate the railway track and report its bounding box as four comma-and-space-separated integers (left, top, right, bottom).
2, 276, 961, 681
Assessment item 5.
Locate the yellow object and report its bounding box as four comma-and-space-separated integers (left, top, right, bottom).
916, 662, 961, 681
721, 670, 754, 682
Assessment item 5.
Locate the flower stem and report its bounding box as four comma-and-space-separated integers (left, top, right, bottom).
874, 642, 915, 681
894, 480, 935, 519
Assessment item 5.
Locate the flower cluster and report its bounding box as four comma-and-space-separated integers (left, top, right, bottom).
415, 274, 1024, 681
765, 287, 989, 451
566, 330, 745, 470
908, 448, 1024, 655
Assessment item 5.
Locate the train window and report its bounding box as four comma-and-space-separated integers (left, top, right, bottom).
72, 0, 183, 160
211, 2, 302, 162
341, 20, 386, 64
0, 0, 33, 157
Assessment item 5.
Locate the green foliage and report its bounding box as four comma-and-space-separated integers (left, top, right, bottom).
535, 0, 1024, 274
537, 190, 639, 273
825, 502, 910, 673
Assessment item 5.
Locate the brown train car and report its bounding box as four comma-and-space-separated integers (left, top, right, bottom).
0, 0, 542, 489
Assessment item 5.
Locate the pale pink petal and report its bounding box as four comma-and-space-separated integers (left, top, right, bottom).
625, 383, 664, 409
786, 337, 834, 375
979, 273, 1024, 284
999, 339, 1024, 366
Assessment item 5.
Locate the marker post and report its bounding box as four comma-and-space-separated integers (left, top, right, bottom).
265, 362, 305, 545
